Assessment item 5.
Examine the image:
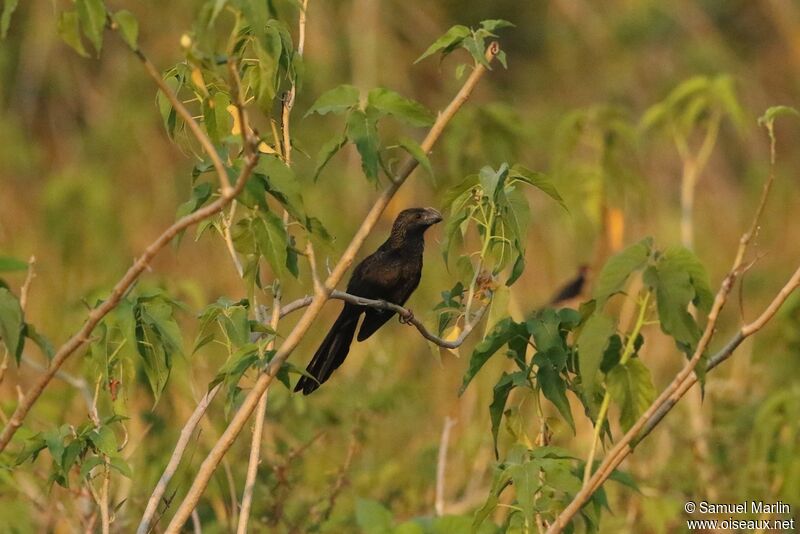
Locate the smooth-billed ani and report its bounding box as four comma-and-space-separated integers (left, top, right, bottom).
294, 207, 443, 395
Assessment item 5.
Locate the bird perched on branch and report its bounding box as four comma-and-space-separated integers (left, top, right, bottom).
295, 207, 443, 395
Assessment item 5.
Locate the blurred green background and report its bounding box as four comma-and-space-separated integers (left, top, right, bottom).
2, 0, 800, 532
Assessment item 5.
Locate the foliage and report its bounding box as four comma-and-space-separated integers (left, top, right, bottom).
1, 1, 799, 533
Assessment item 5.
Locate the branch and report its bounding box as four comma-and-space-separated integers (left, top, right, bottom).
278, 290, 489, 349
236, 298, 281, 534
133, 49, 232, 195
162, 43, 501, 532
136, 384, 222, 534
435, 416, 457, 516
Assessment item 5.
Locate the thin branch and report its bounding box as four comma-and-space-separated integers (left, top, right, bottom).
236, 298, 281, 534
136, 384, 222, 534
435, 416, 457, 516
19, 255, 36, 312
134, 49, 232, 195
279, 290, 488, 349
162, 43, 501, 532
20, 355, 95, 418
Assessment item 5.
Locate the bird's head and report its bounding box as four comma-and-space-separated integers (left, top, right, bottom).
391, 207, 443, 237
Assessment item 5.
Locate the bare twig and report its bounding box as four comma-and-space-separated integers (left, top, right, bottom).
279, 290, 489, 349
20, 355, 94, 418
435, 416, 457, 516
236, 299, 281, 534
163, 43, 501, 532
136, 384, 222, 534
19, 256, 36, 312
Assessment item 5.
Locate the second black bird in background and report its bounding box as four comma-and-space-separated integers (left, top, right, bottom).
294, 207, 443, 395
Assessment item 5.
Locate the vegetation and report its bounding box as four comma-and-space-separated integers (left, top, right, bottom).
1, 1, 799, 532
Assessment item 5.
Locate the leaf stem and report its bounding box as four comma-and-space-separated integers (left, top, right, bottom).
582, 290, 650, 486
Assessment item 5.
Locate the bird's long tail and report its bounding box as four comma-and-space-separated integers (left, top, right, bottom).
294, 306, 360, 395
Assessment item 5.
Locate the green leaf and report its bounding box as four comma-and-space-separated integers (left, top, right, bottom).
576, 313, 615, 400
536, 359, 575, 432
662, 246, 712, 313
254, 211, 289, 276
80, 456, 104, 479
134, 297, 183, 402
89, 427, 117, 457
0, 256, 27, 272
355, 499, 393, 534
0, 288, 23, 363
76, 0, 106, 55
1, 0, 18, 39
606, 359, 656, 432
478, 164, 507, 198
480, 19, 514, 32
489, 371, 529, 458
112, 10, 138, 49
109, 456, 132, 478
459, 318, 526, 394
313, 132, 347, 181
646, 249, 706, 355
759, 105, 800, 128
509, 165, 568, 211
367, 88, 435, 127
346, 109, 380, 181
396, 137, 433, 179
24, 324, 55, 360
506, 252, 525, 286
305, 84, 360, 116
593, 237, 653, 307
57, 11, 90, 58
415, 24, 470, 63
258, 157, 306, 223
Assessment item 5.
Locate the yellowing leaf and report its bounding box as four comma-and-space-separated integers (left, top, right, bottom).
442, 324, 462, 355
258, 142, 276, 154
607, 207, 625, 253
191, 68, 208, 97
227, 104, 241, 135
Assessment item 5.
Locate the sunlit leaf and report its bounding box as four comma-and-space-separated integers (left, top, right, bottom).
606, 359, 656, 431
509, 164, 567, 210
254, 210, 289, 276
57, 11, 89, 58
367, 88, 435, 127
112, 10, 138, 50
593, 237, 652, 307
305, 84, 360, 116
76, 0, 106, 55
576, 313, 615, 400
346, 109, 380, 181
414, 24, 470, 63
396, 137, 433, 180
314, 132, 347, 181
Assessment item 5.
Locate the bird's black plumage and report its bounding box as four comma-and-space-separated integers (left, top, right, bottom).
295, 207, 443, 395
549, 264, 590, 306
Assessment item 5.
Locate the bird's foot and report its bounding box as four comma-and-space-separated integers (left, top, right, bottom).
399, 308, 415, 324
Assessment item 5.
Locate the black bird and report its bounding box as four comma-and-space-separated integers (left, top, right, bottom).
295, 207, 443, 395
549, 264, 590, 307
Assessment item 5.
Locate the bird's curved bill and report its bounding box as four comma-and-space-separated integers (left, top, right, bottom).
424, 207, 443, 224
